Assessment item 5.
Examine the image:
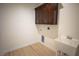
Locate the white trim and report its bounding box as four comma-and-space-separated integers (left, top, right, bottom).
0, 40, 39, 56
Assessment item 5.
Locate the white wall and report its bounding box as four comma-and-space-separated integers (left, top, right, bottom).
58, 3, 79, 40
36, 25, 58, 39
0, 4, 41, 55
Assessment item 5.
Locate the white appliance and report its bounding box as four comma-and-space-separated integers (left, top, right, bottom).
55, 37, 79, 56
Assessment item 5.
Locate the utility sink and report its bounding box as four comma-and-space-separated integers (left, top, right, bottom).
55, 38, 79, 56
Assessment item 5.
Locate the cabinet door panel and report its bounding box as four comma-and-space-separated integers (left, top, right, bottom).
42, 4, 49, 24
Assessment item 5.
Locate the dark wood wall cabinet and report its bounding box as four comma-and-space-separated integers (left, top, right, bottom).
35, 3, 58, 25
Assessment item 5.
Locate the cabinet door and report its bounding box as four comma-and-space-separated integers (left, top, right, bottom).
35, 7, 42, 24
41, 4, 49, 24
48, 3, 58, 24
35, 5, 47, 24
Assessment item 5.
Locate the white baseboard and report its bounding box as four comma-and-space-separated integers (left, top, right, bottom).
0, 40, 40, 56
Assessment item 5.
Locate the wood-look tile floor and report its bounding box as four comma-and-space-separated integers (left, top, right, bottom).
4, 43, 56, 56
